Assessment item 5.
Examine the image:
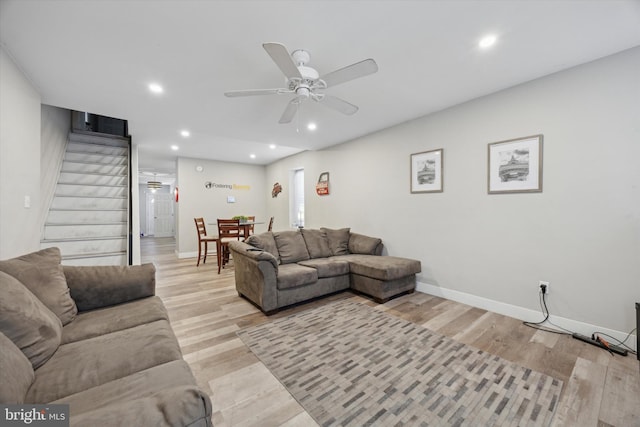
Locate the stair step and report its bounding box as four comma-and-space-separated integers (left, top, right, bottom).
61, 252, 127, 266
58, 172, 127, 186
56, 184, 126, 197
44, 222, 127, 238
61, 161, 127, 175
69, 131, 129, 147
41, 237, 127, 255
51, 196, 127, 210
48, 208, 127, 218
64, 154, 127, 166
67, 142, 128, 156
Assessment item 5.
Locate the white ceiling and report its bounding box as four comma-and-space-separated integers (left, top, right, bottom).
2, 0, 640, 180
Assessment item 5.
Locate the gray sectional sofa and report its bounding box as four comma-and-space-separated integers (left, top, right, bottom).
0, 247, 212, 427
229, 228, 421, 313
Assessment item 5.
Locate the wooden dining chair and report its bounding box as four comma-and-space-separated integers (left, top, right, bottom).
216, 219, 241, 274
267, 216, 274, 232
194, 218, 218, 267
240, 216, 256, 238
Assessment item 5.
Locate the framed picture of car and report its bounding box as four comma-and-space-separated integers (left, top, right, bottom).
410, 149, 443, 193
488, 134, 543, 194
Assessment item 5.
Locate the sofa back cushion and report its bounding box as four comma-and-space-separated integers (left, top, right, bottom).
273, 230, 310, 264
0, 247, 77, 325
0, 331, 35, 403
348, 233, 383, 255
300, 229, 332, 259
246, 232, 280, 264
320, 227, 351, 256
0, 271, 62, 369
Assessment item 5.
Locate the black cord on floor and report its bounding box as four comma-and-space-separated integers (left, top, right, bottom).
522, 290, 573, 336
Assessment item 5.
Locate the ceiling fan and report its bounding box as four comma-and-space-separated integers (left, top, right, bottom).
224, 42, 378, 124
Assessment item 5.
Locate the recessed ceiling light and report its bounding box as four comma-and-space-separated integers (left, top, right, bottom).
148, 83, 164, 94
269, 144, 276, 150
180, 130, 190, 137
479, 35, 497, 49
307, 122, 317, 131
171, 145, 179, 151
250, 154, 256, 159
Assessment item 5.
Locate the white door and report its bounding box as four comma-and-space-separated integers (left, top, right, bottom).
146, 192, 174, 237
153, 193, 174, 237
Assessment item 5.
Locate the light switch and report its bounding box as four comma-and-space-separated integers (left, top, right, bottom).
24, 195, 31, 208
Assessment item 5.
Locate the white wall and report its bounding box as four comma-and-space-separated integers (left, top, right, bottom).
0, 48, 42, 258
267, 47, 640, 339
39, 105, 69, 236
176, 156, 268, 257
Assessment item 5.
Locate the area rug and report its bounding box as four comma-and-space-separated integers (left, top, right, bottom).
237, 300, 562, 427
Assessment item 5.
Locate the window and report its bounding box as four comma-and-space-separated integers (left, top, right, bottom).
290, 168, 304, 227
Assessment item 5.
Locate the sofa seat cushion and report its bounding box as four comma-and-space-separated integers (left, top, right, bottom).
337, 255, 422, 281
273, 230, 310, 264
62, 296, 169, 344
0, 271, 62, 369
0, 331, 34, 404
50, 360, 208, 420
298, 258, 350, 278
276, 264, 318, 290
0, 247, 77, 325
26, 320, 183, 403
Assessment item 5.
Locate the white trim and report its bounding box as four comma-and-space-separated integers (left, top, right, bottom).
417, 281, 637, 353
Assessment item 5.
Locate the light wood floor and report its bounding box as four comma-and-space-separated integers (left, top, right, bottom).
141, 237, 639, 427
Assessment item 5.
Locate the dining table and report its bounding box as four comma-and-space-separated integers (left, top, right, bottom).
209, 220, 264, 241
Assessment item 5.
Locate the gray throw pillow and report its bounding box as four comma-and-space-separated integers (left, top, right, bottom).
0, 247, 77, 325
320, 228, 351, 256
272, 230, 310, 264
348, 233, 383, 255
0, 331, 35, 403
300, 229, 332, 258
0, 271, 63, 369
246, 232, 280, 264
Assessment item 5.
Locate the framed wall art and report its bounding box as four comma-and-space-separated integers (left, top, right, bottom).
488, 135, 543, 194
410, 149, 443, 193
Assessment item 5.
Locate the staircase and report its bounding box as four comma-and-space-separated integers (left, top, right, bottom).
41, 131, 130, 265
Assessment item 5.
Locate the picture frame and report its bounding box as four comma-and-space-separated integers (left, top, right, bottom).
410, 149, 443, 193
488, 134, 543, 194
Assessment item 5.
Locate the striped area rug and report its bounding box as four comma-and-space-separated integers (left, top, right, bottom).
237, 300, 562, 427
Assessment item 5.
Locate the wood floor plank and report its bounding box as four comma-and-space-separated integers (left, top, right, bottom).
140, 237, 639, 427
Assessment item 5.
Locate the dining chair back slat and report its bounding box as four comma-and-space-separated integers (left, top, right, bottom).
194, 217, 217, 267
216, 219, 240, 273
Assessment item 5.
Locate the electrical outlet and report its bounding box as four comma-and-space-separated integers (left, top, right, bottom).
539, 280, 550, 294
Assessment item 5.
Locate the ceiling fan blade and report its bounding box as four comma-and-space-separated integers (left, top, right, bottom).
279, 98, 300, 124
224, 89, 282, 97
320, 58, 378, 88
263, 42, 302, 79
319, 95, 359, 115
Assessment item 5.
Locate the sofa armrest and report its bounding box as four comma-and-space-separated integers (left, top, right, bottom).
229, 241, 279, 312
63, 264, 156, 311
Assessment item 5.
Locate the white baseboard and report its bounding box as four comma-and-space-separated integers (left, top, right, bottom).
416, 281, 637, 353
